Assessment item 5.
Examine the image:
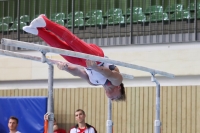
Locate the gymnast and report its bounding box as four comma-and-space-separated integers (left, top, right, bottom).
23, 15, 125, 101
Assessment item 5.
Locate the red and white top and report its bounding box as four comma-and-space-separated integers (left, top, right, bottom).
69, 127, 96, 133
69, 123, 97, 133
77, 127, 86, 133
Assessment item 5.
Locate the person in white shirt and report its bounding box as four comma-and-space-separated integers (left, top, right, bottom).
69, 109, 97, 133
8, 116, 21, 133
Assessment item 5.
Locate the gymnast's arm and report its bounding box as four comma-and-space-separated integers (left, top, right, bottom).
86, 60, 123, 86
56, 62, 93, 85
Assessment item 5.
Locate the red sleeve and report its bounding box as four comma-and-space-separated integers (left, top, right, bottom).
54, 129, 66, 133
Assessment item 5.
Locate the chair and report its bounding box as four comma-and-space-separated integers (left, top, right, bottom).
169, 11, 191, 20
197, 10, 200, 18
191, 10, 200, 18
187, 3, 200, 11
56, 13, 65, 20
20, 15, 30, 23
106, 15, 125, 26
55, 20, 65, 26
125, 7, 143, 16
104, 8, 123, 17
66, 18, 84, 28
9, 21, 27, 31
127, 13, 146, 23
165, 4, 183, 13
66, 11, 84, 19
85, 10, 102, 18
148, 12, 169, 22
0, 23, 9, 33
85, 16, 104, 26
11, 15, 30, 24
1, 16, 13, 24
144, 5, 163, 14
51, 13, 65, 21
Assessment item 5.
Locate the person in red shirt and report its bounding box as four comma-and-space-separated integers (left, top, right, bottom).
69, 109, 97, 133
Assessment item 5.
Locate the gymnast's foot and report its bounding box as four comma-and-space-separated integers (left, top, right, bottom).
23, 26, 38, 35
30, 14, 46, 28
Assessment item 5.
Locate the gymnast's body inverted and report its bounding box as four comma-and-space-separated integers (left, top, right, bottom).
23, 15, 125, 101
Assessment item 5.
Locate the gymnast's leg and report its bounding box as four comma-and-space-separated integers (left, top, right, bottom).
23, 26, 86, 66
30, 15, 104, 58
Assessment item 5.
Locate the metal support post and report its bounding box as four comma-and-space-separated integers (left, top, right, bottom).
41, 52, 54, 133
72, 0, 74, 34
151, 74, 161, 133
47, 64, 54, 133
195, 0, 197, 41
107, 98, 113, 133
130, 0, 133, 44
17, 0, 21, 41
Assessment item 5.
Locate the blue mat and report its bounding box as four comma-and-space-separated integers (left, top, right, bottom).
0, 96, 47, 133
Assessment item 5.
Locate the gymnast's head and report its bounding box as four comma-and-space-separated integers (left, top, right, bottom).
104, 83, 126, 101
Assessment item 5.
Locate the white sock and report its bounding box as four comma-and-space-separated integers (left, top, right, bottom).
30, 17, 46, 28
23, 26, 38, 35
